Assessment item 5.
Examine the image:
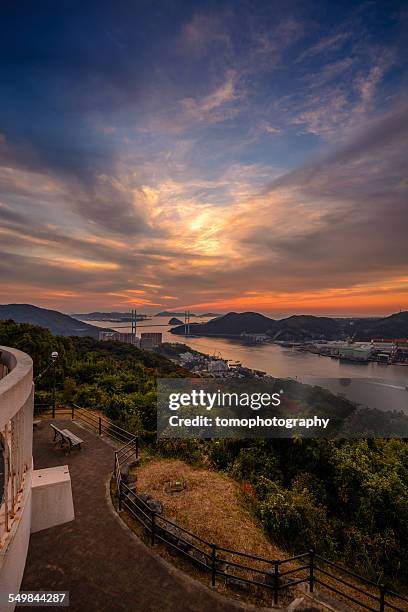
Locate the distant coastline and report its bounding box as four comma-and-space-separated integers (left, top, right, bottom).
170, 310, 408, 343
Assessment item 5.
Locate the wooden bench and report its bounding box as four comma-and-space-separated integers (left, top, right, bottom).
61, 428, 83, 452
50, 423, 84, 453
50, 423, 66, 445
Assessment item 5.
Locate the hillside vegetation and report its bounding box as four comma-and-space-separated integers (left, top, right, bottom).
157, 436, 408, 592
0, 319, 187, 434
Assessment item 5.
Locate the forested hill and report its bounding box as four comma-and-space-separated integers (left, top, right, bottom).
171, 310, 408, 341
352, 311, 408, 339
172, 312, 276, 336
0, 303, 102, 337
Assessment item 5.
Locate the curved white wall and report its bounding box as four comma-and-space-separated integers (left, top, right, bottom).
0, 347, 34, 611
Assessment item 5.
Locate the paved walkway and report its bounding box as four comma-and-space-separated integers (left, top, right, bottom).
22, 421, 263, 612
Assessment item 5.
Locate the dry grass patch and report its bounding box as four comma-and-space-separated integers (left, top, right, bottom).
136, 458, 287, 562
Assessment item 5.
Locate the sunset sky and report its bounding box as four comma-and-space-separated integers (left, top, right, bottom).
0, 1, 407, 316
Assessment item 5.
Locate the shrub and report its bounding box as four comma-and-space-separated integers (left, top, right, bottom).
231, 445, 282, 483
156, 439, 204, 464
257, 483, 334, 553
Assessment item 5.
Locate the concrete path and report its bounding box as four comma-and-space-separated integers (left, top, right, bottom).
22, 421, 264, 612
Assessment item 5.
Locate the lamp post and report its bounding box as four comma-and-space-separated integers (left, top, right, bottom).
51, 351, 59, 419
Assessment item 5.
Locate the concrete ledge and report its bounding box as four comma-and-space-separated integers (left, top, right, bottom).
31, 466, 74, 533
298, 583, 354, 611
0, 346, 33, 428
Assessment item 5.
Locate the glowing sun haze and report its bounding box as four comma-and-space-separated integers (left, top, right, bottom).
0, 1, 407, 316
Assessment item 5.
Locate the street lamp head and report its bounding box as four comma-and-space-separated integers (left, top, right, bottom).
51, 351, 59, 361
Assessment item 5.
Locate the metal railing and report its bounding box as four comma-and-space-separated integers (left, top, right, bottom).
34, 404, 408, 610
312, 555, 408, 612
34, 403, 137, 447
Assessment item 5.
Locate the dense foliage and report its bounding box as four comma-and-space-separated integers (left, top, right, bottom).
1, 319, 407, 590
207, 438, 408, 588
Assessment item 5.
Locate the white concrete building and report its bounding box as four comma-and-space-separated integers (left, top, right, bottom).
0, 347, 74, 610
140, 333, 162, 349
339, 343, 373, 361
207, 359, 229, 373
99, 331, 141, 347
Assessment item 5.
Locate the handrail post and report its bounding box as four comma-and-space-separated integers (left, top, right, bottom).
151, 511, 156, 546
309, 548, 315, 593
118, 479, 123, 512
71, 404, 74, 420
52, 358, 56, 419
135, 436, 139, 459
379, 584, 385, 612
273, 560, 279, 606
211, 544, 217, 587
99, 417, 102, 436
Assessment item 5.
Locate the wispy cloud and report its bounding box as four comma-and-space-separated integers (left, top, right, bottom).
180, 70, 240, 124
287, 49, 394, 139
298, 31, 351, 62
179, 12, 231, 57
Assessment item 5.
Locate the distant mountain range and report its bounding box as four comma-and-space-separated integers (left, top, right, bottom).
71, 311, 148, 322
171, 311, 408, 342
0, 304, 103, 337
3, 304, 407, 343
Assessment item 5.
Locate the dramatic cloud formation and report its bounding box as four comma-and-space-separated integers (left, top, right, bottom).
0, 1, 407, 315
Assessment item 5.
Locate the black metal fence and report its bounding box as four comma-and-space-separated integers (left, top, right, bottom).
34, 403, 137, 447
35, 405, 408, 611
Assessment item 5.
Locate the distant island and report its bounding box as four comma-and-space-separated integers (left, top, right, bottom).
168, 317, 183, 325
155, 311, 192, 317
170, 310, 408, 342
155, 311, 221, 318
